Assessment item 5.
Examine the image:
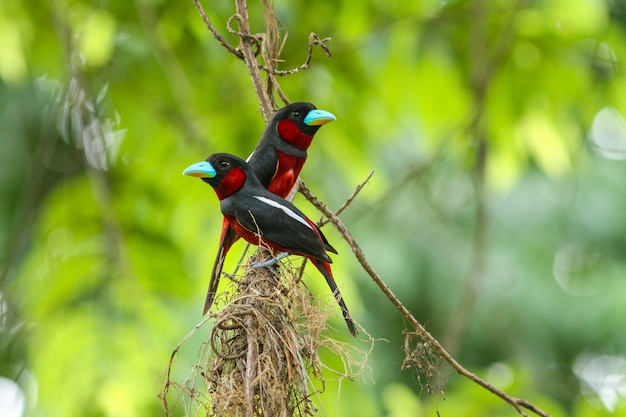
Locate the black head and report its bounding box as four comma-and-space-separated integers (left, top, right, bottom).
271, 102, 336, 138
184, 153, 260, 200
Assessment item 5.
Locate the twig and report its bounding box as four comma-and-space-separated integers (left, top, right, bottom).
159, 314, 212, 416
318, 171, 374, 227
192, 0, 243, 59
192, 0, 330, 105
259, 33, 332, 76
298, 182, 551, 417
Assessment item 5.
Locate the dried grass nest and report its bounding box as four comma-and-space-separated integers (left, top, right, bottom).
162, 253, 369, 417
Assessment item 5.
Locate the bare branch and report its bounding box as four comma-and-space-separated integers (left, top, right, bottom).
318, 171, 374, 227
159, 314, 212, 416
260, 33, 332, 76
298, 182, 552, 417
260, 0, 280, 110
193, 0, 243, 59
193, 1, 332, 112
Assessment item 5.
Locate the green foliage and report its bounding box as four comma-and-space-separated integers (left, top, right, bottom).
1, 0, 626, 416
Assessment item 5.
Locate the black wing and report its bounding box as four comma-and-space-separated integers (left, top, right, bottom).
227, 194, 332, 263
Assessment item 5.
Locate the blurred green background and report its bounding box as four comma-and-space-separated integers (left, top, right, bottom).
1, 0, 626, 416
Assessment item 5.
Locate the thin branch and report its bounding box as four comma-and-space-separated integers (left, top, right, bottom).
260, 33, 332, 76
298, 182, 551, 417
159, 315, 212, 416
192, 0, 331, 113
318, 171, 374, 227
193, 0, 243, 59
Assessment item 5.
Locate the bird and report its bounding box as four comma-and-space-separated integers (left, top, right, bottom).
184, 153, 357, 337
206, 103, 336, 315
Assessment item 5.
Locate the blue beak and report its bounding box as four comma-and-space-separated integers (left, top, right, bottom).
183, 161, 216, 178
304, 109, 336, 126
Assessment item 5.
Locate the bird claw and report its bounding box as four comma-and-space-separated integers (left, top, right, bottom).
251, 252, 289, 268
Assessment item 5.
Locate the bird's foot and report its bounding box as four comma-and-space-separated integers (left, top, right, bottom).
251, 252, 289, 268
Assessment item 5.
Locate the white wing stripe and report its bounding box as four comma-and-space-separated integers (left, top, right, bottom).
253, 196, 314, 231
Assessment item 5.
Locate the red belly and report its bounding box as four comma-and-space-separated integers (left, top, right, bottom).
225, 214, 289, 255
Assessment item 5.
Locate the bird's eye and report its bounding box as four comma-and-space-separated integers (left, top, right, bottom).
290, 111, 301, 119
219, 160, 230, 169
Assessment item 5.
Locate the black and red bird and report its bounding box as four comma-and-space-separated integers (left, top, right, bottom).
206, 103, 335, 315
184, 153, 357, 337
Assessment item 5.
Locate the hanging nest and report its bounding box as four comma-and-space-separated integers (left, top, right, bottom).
162, 252, 366, 417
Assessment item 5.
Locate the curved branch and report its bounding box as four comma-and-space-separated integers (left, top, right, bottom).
298, 181, 551, 417
318, 171, 374, 227
193, 1, 332, 114
193, 0, 243, 59
259, 33, 332, 76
